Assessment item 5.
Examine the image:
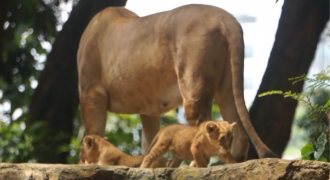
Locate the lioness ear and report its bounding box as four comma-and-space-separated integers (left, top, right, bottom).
206, 122, 216, 133
84, 136, 94, 150
231, 122, 237, 129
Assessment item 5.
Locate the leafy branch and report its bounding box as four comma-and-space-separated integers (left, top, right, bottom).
259, 65, 330, 162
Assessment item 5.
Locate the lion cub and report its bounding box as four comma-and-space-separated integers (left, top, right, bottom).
139, 120, 237, 168
79, 134, 167, 168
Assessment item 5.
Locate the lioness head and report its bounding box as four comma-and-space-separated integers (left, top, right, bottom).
205, 121, 236, 154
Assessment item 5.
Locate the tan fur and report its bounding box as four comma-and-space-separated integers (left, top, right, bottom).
79, 135, 167, 168
139, 121, 237, 168
77, 4, 276, 162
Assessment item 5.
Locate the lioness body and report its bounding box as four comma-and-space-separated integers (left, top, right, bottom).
77, 4, 276, 162
80, 135, 167, 168
139, 121, 237, 168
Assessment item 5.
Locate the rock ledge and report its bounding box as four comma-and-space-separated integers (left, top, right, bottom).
0, 158, 329, 180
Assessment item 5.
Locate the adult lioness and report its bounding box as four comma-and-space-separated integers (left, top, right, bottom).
77, 4, 276, 162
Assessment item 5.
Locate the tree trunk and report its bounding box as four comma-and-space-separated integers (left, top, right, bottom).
0, 0, 7, 75
248, 0, 329, 159
28, 0, 127, 163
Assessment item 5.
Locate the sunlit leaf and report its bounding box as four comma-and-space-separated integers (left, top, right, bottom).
258, 90, 283, 97
301, 142, 314, 160
324, 99, 330, 108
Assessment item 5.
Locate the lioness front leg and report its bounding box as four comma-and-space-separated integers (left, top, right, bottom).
79, 85, 108, 136
140, 115, 161, 154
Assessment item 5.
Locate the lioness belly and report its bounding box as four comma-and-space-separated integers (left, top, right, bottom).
106, 77, 183, 115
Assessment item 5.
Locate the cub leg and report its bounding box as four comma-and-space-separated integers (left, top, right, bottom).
189, 161, 197, 167
191, 145, 209, 167
140, 115, 161, 154
79, 85, 108, 136
166, 157, 182, 168
140, 139, 169, 168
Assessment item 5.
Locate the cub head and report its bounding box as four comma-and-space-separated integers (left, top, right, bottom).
205, 120, 236, 154
79, 135, 106, 165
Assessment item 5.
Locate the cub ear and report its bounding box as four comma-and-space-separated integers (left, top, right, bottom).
230, 122, 237, 129
205, 122, 216, 133
83, 135, 95, 150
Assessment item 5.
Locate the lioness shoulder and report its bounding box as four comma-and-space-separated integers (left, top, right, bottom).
139, 120, 237, 168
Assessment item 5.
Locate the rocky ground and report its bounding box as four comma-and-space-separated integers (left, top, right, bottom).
0, 158, 329, 180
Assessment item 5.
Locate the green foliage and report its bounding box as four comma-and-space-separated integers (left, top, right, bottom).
0, 0, 71, 163
1, 0, 57, 110
0, 120, 34, 162
259, 65, 330, 162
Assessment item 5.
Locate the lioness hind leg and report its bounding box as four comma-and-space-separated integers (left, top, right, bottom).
180, 89, 213, 126
79, 85, 108, 136
215, 86, 249, 162
140, 115, 161, 154
177, 67, 214, 126
175, 34, 223, 126
176, 61, 216, 126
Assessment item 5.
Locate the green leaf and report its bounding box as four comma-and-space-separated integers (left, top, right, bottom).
258, 90, 283, 97
301, 142, 314, 159
314, 133, 327, 160
317, 156, 328, 162
288, 74, 306, 84
288, 73, 306, 81
324, 99, 330, 108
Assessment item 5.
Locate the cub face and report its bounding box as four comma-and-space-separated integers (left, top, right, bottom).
205, 121, 236, 154
79, 135, 101, 165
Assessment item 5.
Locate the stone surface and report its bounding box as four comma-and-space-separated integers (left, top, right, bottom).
0, 158, 329, 180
